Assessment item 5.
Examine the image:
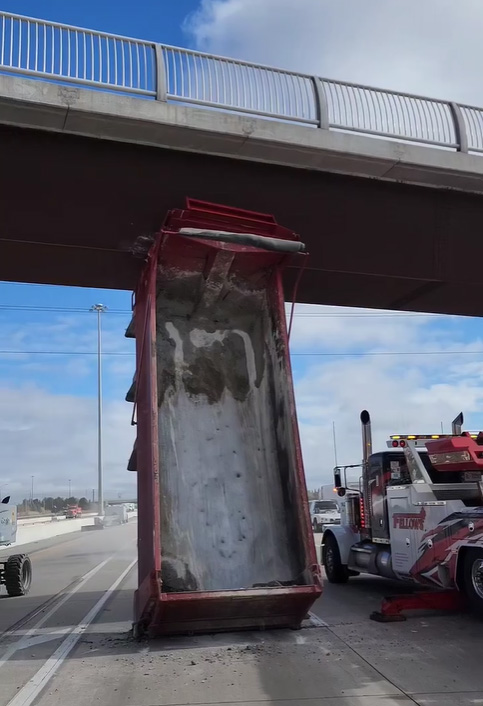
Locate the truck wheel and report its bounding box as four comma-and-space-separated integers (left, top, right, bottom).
463, 548, 483, 616
312, 519, 320, 533
322, 534, 349, 584
5, 554, 32, 596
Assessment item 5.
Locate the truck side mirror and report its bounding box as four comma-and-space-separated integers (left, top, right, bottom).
2, 496, 10, 504
334, 467, 342, 488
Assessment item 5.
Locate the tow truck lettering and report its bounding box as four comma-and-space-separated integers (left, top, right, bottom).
393, 508, 426, 531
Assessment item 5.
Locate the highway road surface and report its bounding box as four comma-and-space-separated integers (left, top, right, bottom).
0, 526, 481, 705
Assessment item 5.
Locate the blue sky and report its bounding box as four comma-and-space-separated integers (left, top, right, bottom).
0, 283, 133, 399
3, 0, 483, 500
1, 0, 198, 48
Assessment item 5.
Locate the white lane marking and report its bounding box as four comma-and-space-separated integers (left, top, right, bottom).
308, 611, 328, 627
6, 558, 137, 706
13, 630, 71, 650
0, 557, 112, 667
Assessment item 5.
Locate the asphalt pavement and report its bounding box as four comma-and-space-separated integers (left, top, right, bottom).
0, 528, 481, 705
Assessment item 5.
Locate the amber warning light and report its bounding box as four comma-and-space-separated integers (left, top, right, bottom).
387, 433, 478, 449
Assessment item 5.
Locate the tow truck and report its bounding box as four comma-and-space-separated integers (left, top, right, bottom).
322, 410, 483, 620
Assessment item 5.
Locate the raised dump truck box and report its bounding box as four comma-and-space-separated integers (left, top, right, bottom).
127, 199, 321, 636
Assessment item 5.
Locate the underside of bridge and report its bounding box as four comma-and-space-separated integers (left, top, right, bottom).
2, 123, 483, 316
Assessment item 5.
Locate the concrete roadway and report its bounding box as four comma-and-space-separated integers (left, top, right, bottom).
0, 527, 481, 705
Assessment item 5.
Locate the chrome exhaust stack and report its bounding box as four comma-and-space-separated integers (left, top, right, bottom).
452, 412, 464, 435
359, 410, 372, 533
360, 410, 372, 463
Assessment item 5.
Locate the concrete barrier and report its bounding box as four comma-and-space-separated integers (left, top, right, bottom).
17, 513, 96, 527
9, 512, 137, 549
17, 515, 64, 526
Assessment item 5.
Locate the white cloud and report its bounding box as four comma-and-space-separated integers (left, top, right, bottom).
0, 385, 136, 503
0, 311, 136, 504
185, 0, 483, 104
287, 304, 439, 352
295, 352, 483, 489
284, 304, 483, 489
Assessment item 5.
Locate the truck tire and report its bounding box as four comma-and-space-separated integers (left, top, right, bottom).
322, 534, 349, 584
463, 548, 483, 616
5, 554, 32, 596
312, 519, 321, 533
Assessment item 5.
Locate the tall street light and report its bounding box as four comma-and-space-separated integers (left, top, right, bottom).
68, 479, 72, 498
91, 304, 108, 516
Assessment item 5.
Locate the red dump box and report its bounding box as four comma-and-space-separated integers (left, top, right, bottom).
127, 199, 322, 637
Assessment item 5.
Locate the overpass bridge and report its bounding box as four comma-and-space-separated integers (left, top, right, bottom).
2, 11, 483, 315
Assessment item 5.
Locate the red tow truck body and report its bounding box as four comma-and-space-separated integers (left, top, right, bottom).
127, 199, 321, 637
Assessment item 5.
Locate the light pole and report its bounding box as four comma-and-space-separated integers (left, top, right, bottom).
31, 475, 34, 505
68, 479, 72, 499
91, 304, 107, 516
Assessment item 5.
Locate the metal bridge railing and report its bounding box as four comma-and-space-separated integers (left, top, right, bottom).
0, 12, 157, 97
161, 45, 319, 126
1, 10, 482, 155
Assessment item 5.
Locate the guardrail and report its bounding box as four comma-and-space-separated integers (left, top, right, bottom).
17, 512, 97, 526
0, 11, 482, 154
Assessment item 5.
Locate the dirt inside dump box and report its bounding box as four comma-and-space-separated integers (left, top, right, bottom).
156, 267, 305, 593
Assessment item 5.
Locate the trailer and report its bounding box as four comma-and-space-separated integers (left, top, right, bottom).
0, 496, 32, 596
103, 505, 129, 526
126, 199, 322, 637
322, 410, 483, 620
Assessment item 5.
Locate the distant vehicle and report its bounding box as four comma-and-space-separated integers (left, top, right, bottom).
102, 505, 129, 527
309, 500, 341, 532
0, 496, 32, 596
65, 505, 81, 519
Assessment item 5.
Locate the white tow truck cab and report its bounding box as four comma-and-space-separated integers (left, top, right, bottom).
322, 411, 483, 616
